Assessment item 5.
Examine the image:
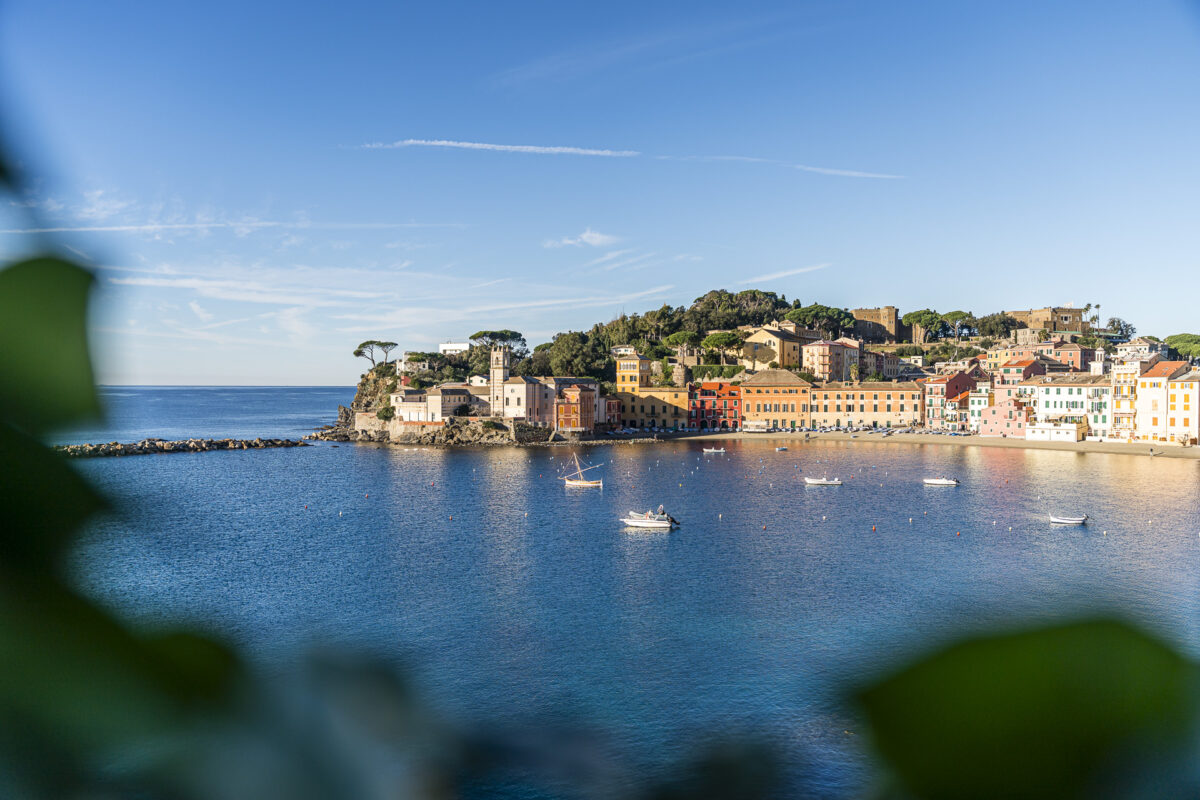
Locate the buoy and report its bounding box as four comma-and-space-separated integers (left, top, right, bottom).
365, 493, 368, 498
924, 511, 927, 515
1009, 526, 1012, 531
524, 512, 528, 517
822, 515, 827, 521
957, 531, 961, 536
762, 525, 767, 530
909, 518, 912, 523
339, 511, 343, 517
872, 525, 876, 531
450, 515, 453, 520
304, 505, 308, 510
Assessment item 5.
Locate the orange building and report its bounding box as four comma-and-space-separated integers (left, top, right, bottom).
555, 385, 596, 433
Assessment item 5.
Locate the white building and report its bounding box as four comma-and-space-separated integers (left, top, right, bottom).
1166, 369, 1200, 446
1134, 361, 1191, 443
1115, 337, 1164, 364
438, 341, 472, 356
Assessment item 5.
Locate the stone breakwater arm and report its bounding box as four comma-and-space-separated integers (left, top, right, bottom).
55, 438, 310, 458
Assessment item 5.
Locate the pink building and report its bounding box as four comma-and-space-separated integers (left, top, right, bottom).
923, 371, 976, 430
979, 397, 1034, 438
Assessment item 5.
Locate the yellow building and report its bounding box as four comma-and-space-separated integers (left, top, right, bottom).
810, 381, 925, 428
614, 349, 686, 429
739, 326, 803, 369
622, 387, 689, 430
739, 369, 813, 430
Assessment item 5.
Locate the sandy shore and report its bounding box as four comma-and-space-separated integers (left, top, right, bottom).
582, 430, 1200, 459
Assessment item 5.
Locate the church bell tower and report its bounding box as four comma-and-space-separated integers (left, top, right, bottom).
489, 345, 510, 415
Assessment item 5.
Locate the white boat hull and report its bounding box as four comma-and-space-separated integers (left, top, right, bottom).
620, 517, 674, 529
703, 448, 725, 454
564, 479, 603, 488
924, 478, 959, 486
1050, 515, 1088, 525
804, 478, 842, 486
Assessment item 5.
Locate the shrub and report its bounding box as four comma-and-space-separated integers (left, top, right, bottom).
376, 404, 395, 421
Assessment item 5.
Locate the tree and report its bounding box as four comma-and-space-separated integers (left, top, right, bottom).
976, 313, 1019, 340
1165, 334, 1200, 360
354, 340, 381, 366
865, 371, 885, 382
786, 303, 855, 338
1106, 317, 1136, 341
979, 338, 995, 350
701, 331, 744, 365
902, 310, 943, 344
375, 403, 394, 421
665, 330, 702, 362
376, 341, 398, 364
941, 311, 974, 360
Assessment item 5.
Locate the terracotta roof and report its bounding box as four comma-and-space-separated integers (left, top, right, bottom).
739, 369, 813, 387
948, 390, 971, 402
1143, 361, 1189, 378
1002, 358, 1036, 367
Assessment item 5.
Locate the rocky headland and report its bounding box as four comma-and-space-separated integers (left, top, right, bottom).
56, 437, 309, 458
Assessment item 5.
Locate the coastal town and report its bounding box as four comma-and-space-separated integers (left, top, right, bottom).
341, 295, 1200, 450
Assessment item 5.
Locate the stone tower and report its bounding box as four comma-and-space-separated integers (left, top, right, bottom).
489, 345, 510, 415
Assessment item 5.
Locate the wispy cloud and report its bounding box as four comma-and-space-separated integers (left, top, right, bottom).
362, 139, 640, 157
361, 137, 902, 180
740, 263, 831, 285
582, 248, 636, 268
188, 301, 214, 322
108, 275, 382, 307
543, 227, 620, 248
794, 164, 903, 179
78, 189, 133, 220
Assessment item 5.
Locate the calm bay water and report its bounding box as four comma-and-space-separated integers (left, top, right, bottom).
70, 388, 1200, 796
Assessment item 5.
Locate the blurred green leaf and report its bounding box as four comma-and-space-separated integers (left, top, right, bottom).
0, 256, 99, 434
0, 421, 105, 571
0, 576, 239, 752
857, 619, 1198, 800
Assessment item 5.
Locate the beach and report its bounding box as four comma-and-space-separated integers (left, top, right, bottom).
586, 429, 1200, 459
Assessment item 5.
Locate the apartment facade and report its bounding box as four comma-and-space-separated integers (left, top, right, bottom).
554, 385, 596, 433
621, 387, 689, 430
923, 372, 976, 430
740, 327, 803, 369
1134, 361, 1191, 443
689, 381, 741, 429
810, 381, 924, 428
1166, 370, 1200, 446
739, 369, 813, 430
802, 340, 856, 381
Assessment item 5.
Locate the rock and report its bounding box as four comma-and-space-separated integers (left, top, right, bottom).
54, 438, 310, 458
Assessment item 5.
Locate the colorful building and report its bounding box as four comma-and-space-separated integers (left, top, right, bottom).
739, 369, 812, 430
1166, 370, 1200, 446
622, 387, 689, 430
740, 326, 803, 369
923, 372, 976, 430
801, 340, 856, 382
1134, 361, 1191, 443
554, 385, 596, 433
689, 381, 741, 429
810, 381, 925, 428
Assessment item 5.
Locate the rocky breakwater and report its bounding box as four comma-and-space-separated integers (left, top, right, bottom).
56, 437, 309, 458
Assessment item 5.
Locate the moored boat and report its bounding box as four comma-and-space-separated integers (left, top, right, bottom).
561, 452, 603, 488
804, 476, 842, 486
775, 446, 788, 451
620, 509, 679, 529
702, 447, 726, 454
923, 477, 959, 486
1050, 514, 1088, 525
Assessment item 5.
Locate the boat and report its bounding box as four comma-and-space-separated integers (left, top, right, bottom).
775, 446, 788, 452
923, 477, 959, 486
620, 509, 679, 529
560, 452, 603, 488
1050, 514, 1088, 525
702, 447, 726, 454
804, 476, 842, 486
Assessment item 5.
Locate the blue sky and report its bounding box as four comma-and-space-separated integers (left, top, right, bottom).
2, 1, 1198, 384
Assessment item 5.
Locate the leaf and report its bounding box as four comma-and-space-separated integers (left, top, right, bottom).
857, 619, 1198, 800
0, 256, 99, 434
0, 421, 105, 571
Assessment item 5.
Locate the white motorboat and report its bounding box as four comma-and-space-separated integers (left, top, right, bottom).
620, 509, 678, 529
560, 452, 603, 488
702, 447, 726, 454
923, 477, 959, 486
1050, 514, 1088, 525
775, 446, 788, 451
804, 476, 842, 486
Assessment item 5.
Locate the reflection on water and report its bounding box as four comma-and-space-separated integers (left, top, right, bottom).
74, 435, 1200, 796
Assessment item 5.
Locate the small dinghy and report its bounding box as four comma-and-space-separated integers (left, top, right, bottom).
702, 447, 726, 454
1050, 514, 1088, 525
804, 476, 842, 486
923, 477, 959, 486
775, 446, 788, 452
620, 508, 679, 529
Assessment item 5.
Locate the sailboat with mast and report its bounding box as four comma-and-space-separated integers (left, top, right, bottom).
561, 452, 604, 488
